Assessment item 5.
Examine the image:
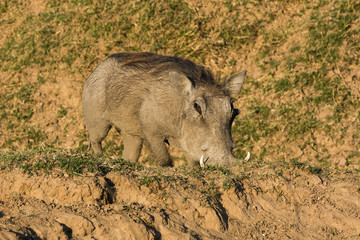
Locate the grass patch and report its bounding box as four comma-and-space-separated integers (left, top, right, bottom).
0, 0, 359, 174
0, 148, 140, 175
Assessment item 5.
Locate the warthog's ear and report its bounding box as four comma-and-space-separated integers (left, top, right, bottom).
169, 71, 193, 96
223, 71, 246, 97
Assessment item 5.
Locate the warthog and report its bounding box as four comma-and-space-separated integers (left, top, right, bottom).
83, 52, 246, 167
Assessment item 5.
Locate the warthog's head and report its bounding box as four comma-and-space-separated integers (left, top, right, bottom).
169, 71, 246, 166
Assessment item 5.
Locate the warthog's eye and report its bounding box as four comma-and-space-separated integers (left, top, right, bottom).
194, 102, 202, 115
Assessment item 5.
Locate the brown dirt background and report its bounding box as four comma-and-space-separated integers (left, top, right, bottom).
1, 167, 359, 239
1, 0, 360, 239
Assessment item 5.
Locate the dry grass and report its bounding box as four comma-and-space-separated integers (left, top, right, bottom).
0, 0, 360, 176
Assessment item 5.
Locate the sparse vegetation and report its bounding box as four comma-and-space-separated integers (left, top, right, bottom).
1, 0, 359, 176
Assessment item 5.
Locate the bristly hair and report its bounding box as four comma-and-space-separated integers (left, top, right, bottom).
108, 52, 217, 87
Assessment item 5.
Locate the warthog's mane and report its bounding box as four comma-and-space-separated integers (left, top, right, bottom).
108, 52, 219, 88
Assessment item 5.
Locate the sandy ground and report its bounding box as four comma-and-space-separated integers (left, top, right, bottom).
0, 167, 359, 239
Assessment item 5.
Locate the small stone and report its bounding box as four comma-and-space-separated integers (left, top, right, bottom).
309, 175, 323, 185
338, 158, 347, 167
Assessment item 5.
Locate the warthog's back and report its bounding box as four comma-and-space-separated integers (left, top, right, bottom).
103, 52, 216, 88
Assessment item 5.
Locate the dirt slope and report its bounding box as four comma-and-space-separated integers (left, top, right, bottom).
0, 167, 359, 239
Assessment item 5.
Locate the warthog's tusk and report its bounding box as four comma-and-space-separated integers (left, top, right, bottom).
244, 152, 250, 161
200, 155, 209, 168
